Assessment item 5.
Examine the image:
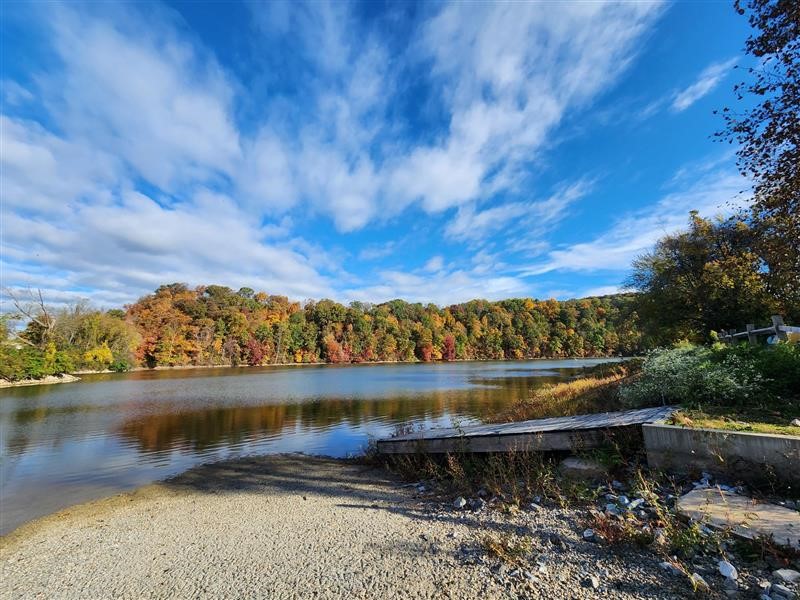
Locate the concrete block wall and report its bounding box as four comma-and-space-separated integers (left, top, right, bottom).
643, 423, 800, 489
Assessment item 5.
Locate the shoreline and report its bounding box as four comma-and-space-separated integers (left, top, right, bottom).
0, 373, 81, 389
0, 454, 683, 599
7, 355, 626, 388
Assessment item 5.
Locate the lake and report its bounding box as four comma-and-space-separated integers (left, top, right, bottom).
0, 359, 616, 534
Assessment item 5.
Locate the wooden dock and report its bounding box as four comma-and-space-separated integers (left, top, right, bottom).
377, 406, 676, 454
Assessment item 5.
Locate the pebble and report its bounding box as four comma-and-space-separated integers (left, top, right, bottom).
659, 562, 682, 576
582, 528, 595, 541
469, 498, 486, 511
772, 584, 796, 599
691, 573, 709, 591
774, 569, 800, 584
453, 497, 467, 509
719, 559, 738, 580
627, 498, 644, 510
584, 574, 601, 589
723, 578, 739, 591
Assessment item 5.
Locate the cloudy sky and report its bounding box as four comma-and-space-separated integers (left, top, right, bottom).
2, 1, 750, 307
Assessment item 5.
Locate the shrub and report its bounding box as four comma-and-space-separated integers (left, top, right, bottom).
0, 345, 74, 381
109, 359, 132, 372
620, 342, 798, 409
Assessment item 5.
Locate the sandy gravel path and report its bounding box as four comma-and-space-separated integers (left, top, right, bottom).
1, 455, 682, 599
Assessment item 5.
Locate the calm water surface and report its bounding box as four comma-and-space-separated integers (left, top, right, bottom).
0, 359, 615, 534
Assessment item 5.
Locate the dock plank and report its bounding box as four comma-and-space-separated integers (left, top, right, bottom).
377, 406, 675, 454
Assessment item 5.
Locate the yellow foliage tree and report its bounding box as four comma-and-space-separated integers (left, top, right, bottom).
84, 342, 114, 369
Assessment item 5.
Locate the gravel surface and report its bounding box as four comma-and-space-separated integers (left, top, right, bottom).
2, 455, 694, 599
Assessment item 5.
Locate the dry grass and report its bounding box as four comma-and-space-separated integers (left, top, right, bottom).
384, 450, 563, 506
481, 533, 532, 564
491, 373, 627, 423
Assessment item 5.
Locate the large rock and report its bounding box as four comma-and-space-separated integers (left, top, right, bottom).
774, 569, 800, 584
678, 489, 800, 550
558, 457, 607, 481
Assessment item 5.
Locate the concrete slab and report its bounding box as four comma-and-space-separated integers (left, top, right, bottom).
677, 488, 800, 549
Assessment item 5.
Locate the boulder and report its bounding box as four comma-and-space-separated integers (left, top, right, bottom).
773, 569, 800, 584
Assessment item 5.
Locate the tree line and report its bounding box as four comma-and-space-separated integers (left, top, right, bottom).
1, 288, 646, 380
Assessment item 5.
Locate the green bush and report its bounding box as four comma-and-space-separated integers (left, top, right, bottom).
620, 342, 799, 409
0, 345, 74, 381
109, 359, 132, 372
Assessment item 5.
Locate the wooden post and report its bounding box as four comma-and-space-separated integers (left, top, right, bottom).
746, 324, 756, 345
772, 315, 788, 341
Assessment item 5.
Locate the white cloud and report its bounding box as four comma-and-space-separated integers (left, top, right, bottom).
445, 180, 591, 242
1, 115, 119, 214
43, 6, 241, 191
2, 188, 335, 305
672, 57, 737, 112
343, 268, 528, 306
423, 256, 445, 272
358, 242, 397, 261
2, 1, 671, 306
582, 285, 624, 297
523, 167, 746, 276
247, 1, 663, 227
445, 202, 529, 242
2, 80, 34, 106
383, 3, 663, 216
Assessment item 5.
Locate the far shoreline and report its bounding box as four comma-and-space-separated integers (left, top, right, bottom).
0, 374, 81, 389
4, 355, 627, 388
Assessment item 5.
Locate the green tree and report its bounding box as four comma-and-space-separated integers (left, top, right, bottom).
629, 213, 775, 342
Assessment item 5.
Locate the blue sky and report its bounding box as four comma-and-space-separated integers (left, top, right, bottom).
1, 1, 752, 307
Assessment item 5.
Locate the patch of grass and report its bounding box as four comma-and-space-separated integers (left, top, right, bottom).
491, 374, 627, 423
384, 450, 563, 506
490, 359, 644, 424
731, 534, 800, 566
589, 511, 654, 547
669, 408, 800, 437
481, 533, 532, 564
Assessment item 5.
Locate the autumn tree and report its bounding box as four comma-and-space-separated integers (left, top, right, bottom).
629, 213, 776, 342
716, 0, 800, 318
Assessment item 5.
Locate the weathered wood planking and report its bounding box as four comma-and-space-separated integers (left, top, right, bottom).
377, 406, 676, 454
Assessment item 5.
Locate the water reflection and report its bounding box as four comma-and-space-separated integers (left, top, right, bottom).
0, 359, 613, 533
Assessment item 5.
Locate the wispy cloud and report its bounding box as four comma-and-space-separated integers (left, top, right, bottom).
2, 1, 675, 306
445, 180, 591, 243
522, 166, 746, 276
672, 57, 737, 112
358, 241, 397, 261
343, 268, 529, 306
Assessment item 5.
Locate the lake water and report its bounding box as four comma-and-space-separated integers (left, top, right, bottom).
0, 359, 615, 534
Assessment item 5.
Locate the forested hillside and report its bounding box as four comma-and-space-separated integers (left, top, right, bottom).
1, 285, 645, 379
